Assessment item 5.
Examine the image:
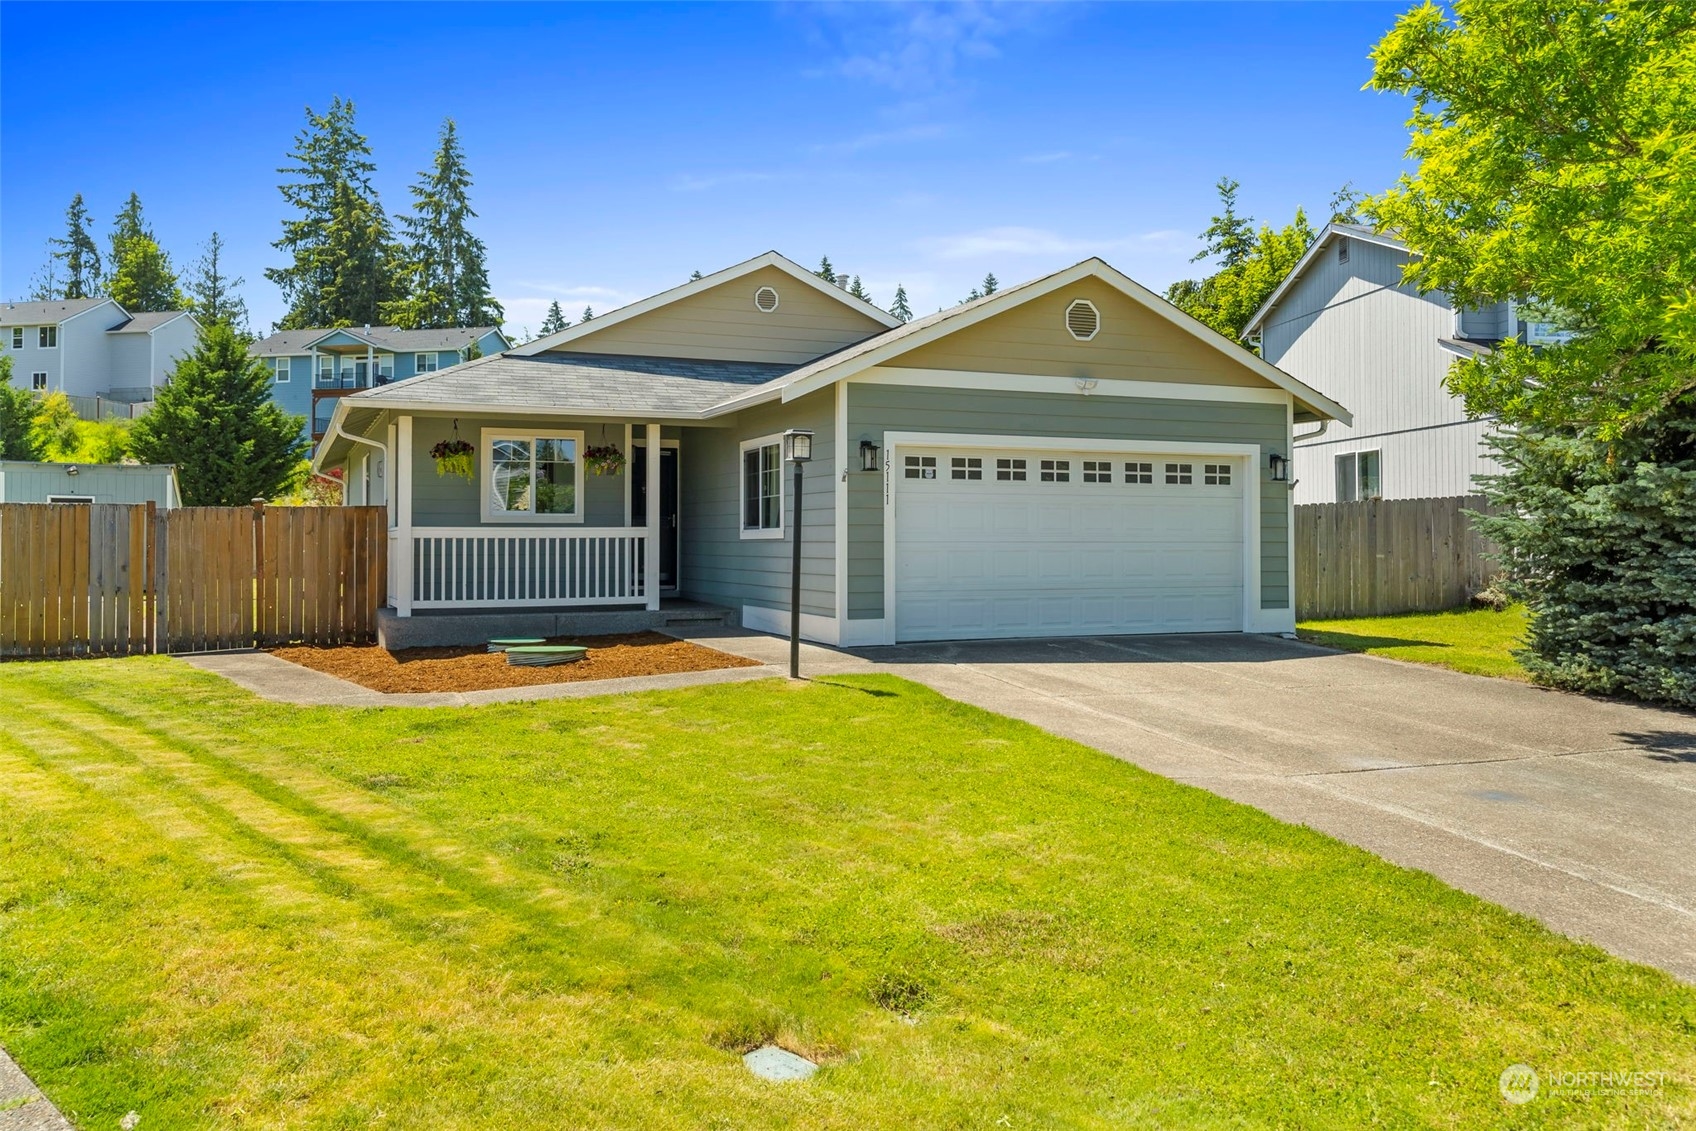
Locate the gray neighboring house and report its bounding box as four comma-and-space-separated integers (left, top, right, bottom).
315, 252, 1349, 646
0, 461, 180, 507
0, 298, 200, 407
1244, 222, 1570, 505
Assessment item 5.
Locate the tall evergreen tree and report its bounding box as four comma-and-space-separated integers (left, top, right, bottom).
847, 276, 871, 303
689, 269, 704, 281
184, 232, 250, 334
816, 256, 837, 285
890, 284, 912, 323
106, 193, 183, 312
0, 356, 46, 461
1193, 177, 1256, 270
268, 98, 402, 329
387, 118, 502, 329
981, 272, 999, 296
1165, 178, 1315, 349
581, 306, 595, 323
128, 323, 307, 505
48, 194, 101, 299
538, 301, 570, 336
27, 258, 63, 302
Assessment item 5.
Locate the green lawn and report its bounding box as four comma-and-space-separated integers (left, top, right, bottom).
1, 659, 1691, 1128
1299, 604, 1532, 679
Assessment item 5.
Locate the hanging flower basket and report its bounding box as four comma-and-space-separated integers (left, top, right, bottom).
431, 437, 475, 480
585, 444, 626, 477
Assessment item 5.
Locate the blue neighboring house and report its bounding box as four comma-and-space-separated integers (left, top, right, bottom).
249, 324, 510, 442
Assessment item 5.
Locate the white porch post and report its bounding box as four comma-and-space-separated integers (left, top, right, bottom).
644, 423, 661, 610
365, 343, 375, 387
396, 414, 414, 617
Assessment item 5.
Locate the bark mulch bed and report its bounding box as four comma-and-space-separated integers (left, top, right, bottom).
269, 631, 763, 694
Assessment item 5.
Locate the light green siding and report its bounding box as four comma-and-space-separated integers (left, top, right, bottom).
0, 461, 178, 507
677, 390, 836, 617
844, 384, 1291, 618
408, 413, 632, 527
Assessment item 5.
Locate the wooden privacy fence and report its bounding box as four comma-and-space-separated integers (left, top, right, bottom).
0, 502, 387, 658
1295, 494, 1497, 620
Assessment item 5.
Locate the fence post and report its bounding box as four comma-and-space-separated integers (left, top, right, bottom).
150, 501, 168, 653
251, 498, 266, 648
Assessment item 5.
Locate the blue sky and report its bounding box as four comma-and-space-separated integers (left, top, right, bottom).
2, 2, 1416, 335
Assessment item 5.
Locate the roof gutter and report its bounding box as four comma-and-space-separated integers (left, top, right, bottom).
314, 404, 387, 475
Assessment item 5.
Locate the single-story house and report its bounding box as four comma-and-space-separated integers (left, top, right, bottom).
313, 252, 1349, 646
0, 461, 180, 507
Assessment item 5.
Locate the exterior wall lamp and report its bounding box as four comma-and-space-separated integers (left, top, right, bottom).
1268, 452, 1290, 483
859, 439, 880, 472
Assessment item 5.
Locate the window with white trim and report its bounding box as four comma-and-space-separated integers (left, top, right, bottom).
1082, 460, 1112, 483
1124, 461, 1153, 484
274, 358, 290, 383
741, 435, 783, 536
904, 455, 937, 479
950, 457, 982, 481
415, 352, 439, 373
1165, 462, 1193, 485
38, 326, 57, 348
1336, 450, 1381, 502
1040, 459, 1070, 483
482, 429, 583, 521
9, 328, 22, 349
996, 457, 1026, 482
31, 372, 48, 391
1203, 463, 1232, 486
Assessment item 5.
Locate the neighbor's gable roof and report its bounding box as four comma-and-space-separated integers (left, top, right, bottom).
1241, 222, 1410, 337
0, 297, 117, 326
107, 311, 197, 334
510, 251, 900, 357
250, 325, 507, 357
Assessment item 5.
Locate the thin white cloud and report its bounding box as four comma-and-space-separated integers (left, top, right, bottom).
808, 123, 948, 155
917, 226, 1187, 261
670, 170, 781, 193
799, 2, 1061, 93
1018, 150, 1101, 165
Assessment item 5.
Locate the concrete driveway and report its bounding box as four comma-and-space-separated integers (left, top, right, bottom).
678, 627, 1696, 982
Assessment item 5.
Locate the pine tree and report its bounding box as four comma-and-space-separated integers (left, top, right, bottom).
268, 98, 403, 329
581, 306, 594, 323
128, 323, 307, 505
689, 269, 704, 281
185, 232, 250, 334
1194, 177, 1256, 270
847, 276, 871, 303
0, 356, 46, 461
538, 301, 570, 336
981, 272, 999, 296
106, 193, 184, 312
27, 258, 63, 302
890, 284, 912, 323
816, 256, 837, 285
48, 194, 101, 299
388, 118, 502, 329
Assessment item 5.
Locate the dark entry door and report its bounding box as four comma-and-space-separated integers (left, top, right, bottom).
631, 446, 679, 587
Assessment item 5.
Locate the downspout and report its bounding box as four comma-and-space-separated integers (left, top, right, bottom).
1294, 420, 1329, 444
324, 409, 389, 507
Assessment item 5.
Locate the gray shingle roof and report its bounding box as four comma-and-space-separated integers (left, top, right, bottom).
0, 297, 112, 325
249, 325, 502, 357
343, 351, 797, 416
107, 311, 193, 334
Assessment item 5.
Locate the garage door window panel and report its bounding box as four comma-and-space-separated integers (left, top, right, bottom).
1040, 459, 1071, 483
996, 458, 1027, 482
1165, 462, 1194, 485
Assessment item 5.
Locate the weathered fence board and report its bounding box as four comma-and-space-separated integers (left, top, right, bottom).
1296, 495, 1497, 620
0, 502, 387, 658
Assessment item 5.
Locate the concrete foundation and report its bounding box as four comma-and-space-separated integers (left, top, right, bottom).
376, 600, 734, 650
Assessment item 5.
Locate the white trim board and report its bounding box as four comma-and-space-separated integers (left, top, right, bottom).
741, 604, 841, 646
852, 366, 1292, 406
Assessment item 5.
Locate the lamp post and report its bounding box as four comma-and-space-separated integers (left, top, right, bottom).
784, 429, 814, 679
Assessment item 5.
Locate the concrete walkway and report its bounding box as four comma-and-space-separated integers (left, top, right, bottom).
0, 1047, 72, 1131
671, 627, 1696, 983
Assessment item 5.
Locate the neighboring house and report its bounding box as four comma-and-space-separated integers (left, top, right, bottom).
0, 460, 180, 507
314, 252, 1349, 646
1243, 222, 1566, 505
0, 298, 200, 407
249, 325, 510, 441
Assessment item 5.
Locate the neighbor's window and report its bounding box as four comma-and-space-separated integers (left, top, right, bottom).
1335, 450, 1382, 502
274, 358, 290, 383
38, 326, 57, 348
416, 352, 439, 373
483, 430, 582, 521
9, 328, 22, 349
741, 436, 783, 537
31, 372, 48, 390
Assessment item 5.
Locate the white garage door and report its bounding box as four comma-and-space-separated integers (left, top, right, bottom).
892, 447, 1245, 642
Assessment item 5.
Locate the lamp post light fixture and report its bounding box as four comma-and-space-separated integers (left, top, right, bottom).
784, 429, 814, 679
1268, 452, 1290, 483
859, 439, 880, 473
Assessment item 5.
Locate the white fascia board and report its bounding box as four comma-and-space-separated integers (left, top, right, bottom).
61, 299, 126, 328
302, 327, 381, 351
852, 366, 1292, 406
512, 250, 898, 357
1242, 223, 1411, 336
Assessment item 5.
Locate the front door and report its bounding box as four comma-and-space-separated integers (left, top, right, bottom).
631, 446, 680, 588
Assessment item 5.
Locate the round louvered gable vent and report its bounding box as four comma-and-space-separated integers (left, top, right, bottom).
1065, 299, 1100, 341
754, 286, 780, 313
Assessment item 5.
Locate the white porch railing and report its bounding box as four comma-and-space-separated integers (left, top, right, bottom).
408, 527, 647, 609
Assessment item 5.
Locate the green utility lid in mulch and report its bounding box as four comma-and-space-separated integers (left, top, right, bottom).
504, 645, 588, 668
487, 638, 546, 652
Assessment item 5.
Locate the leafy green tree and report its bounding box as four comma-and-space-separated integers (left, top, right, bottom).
0, 356, 46, 461
29, 393, 81, 459
268, 98, 403, 329
538, 301, 570, 336
1328, 182, 1363, 225
1164, 179, 1315, 347
388, 119, 502, 329
48, 194, 101, 299
128, 323, 307, 504
815, 256, 837, 285
581, 306, 594, 323
890, 284, 912, 323
981, 272, 999, 296
1366, 0, 1696, 436
106, 193, 184, 312
185, 232, 250, 334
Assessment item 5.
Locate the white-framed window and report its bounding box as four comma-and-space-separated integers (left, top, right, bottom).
9, 328, 22, 349
995, 457, 1026, 482
1082, 459, 1112, 483
950, 456, 982, 481
31, 372, 48, 391
1203, 462, 1232, 486
274, 358, 290, 383
903, 455, 937, 480
415, 352, 439, 373
740, 434, 784, 538
38, 326, 57, 348
1124, 461, 1153, 484
1336, 450, 1382, 502
480, 428, 584, 523
1039, 459, 1070, 483
1165, 462, 1193, 485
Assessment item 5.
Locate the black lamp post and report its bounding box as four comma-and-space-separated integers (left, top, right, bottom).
784, 429, 814, 678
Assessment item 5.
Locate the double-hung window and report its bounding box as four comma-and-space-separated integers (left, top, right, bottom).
9, 328, 22, 349
481, 428, 583, 522
274, 358, 291, 383
740, 435, 783, 538
415, 352, 439, 374
31, 372, 48, 391
38, 326, 57, 348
